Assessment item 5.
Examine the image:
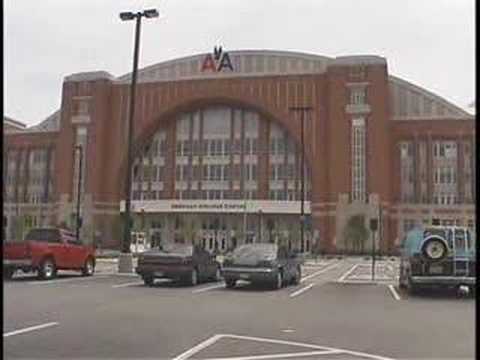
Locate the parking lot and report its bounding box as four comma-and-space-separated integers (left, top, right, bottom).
3, 257, 475, 359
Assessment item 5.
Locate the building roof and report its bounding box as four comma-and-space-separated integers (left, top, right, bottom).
27, 110, 61, 132
4, 116, 27, 133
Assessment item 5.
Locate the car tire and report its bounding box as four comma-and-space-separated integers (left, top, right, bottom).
273, 271, 283, 290
225, 278, 236, 288
292, 266, 301, 285
38, 258, 57, 280
143, 275, 154, 286
81, 257, 95, 276
3, 268, 15, 280
187, 269, 198, 286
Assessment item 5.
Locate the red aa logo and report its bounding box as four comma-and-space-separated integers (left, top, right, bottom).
201, 46, 234, 73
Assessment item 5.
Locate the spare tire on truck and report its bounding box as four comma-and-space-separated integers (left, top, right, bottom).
421, 236, 448, 262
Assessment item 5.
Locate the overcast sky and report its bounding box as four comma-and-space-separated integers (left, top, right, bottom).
4, 0, 475, 126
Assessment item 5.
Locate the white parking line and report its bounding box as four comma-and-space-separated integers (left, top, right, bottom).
387, 284, 402, 301
206, 350, 340, 360
192, 282, 225, 293
289, 283, 314, 298
4, 322, 58, 338
172, 334, 224, 360
112, 281, 145, 288
337, 264, 359, 283
300, 261, 341, 283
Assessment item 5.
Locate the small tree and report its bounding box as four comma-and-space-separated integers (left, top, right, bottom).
343, 214, 369, 254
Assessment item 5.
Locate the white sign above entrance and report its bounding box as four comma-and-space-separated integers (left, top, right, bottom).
119, 200, 311, 214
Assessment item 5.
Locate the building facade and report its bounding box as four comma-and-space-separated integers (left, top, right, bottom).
3, 50, 476, 253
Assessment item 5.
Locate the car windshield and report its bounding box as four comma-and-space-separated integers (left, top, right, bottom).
159, 243, 193, 256
231, 244, 277, 260
24, 229, 60, 243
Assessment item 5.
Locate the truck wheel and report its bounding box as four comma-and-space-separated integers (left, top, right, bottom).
3, 268, 15, 280
38, 258, 57, 280
407, 277, 420, 295
81, 257, 95, 276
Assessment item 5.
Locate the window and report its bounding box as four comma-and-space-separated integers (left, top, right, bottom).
351, 118, 366, 202
350, 87, 366, 105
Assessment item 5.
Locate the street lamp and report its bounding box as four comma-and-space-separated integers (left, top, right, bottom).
289, 106, 313, 253
118, 8, 159, 273
74, 145, 83, 242
258, 209, 263, 243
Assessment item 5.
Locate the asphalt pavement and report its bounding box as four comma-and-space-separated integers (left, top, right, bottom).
3, 258, 475, 359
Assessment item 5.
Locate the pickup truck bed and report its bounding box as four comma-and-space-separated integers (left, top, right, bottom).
3, 227, 96, 280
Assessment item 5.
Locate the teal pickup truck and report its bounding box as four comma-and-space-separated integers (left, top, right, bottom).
399, 226, 475, 294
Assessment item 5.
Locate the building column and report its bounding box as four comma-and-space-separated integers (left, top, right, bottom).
457, 135, 465, 204
426, 133, 433, 203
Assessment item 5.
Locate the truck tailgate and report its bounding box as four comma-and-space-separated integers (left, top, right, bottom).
3, 242, 30, 260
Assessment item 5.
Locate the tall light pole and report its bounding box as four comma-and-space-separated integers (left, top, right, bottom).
74, 145, 83, 242
289, 106, 312, 253
118, 8, 159, 272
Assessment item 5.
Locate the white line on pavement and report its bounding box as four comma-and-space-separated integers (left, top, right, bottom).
4, 322, 59, 338
192, 282, 225, 293
388, 284, 401, 300
112, 281, 145, 288
300, 261, 341, 283
206, 350, 340, 360
172, 334, 224, 360
289, 283, 314, 298
337, 264, 359, 283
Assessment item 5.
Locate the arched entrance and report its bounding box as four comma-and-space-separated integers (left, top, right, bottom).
121, 101, 315, 253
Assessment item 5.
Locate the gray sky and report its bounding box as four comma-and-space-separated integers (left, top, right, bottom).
4, 0, 475, 126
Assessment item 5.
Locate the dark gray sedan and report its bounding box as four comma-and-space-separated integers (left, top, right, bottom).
221, 243, 301, 289
136, 243, 221, 286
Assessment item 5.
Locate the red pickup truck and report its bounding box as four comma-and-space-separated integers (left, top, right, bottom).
3, 227, 96, 280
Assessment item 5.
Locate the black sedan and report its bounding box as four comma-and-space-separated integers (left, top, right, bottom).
136, 243, 221, 286
221, 243, 302, 289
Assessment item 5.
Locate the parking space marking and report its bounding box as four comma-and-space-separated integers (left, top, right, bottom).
3, 322, 58, 338
337, 264, 359, 283
289, 283, 314, 298
172, 334, 224, 360
206, 350, 340, 360
27, 275, 109, 285
192, 282, 225, 293
300, 261, 341, 283
112, 281, 145, 288
387, 284, 401, 301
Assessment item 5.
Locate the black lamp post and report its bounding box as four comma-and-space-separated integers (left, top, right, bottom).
74, 145, 83, 242
119, 8, 159, 255
289, 106, 313, 253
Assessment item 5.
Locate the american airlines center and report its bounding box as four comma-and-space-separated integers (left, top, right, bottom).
3, 49, 476, 253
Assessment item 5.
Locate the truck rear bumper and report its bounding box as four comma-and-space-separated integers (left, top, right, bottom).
4, 259, 33, 267
411, 276, 476, 286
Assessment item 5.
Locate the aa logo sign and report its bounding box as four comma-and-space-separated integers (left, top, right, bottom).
201, 46, 234, 73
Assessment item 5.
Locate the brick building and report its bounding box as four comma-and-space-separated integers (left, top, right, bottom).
3, 50, 475, 253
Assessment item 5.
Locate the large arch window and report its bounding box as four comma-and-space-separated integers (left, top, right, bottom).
131, 105, 311, 201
